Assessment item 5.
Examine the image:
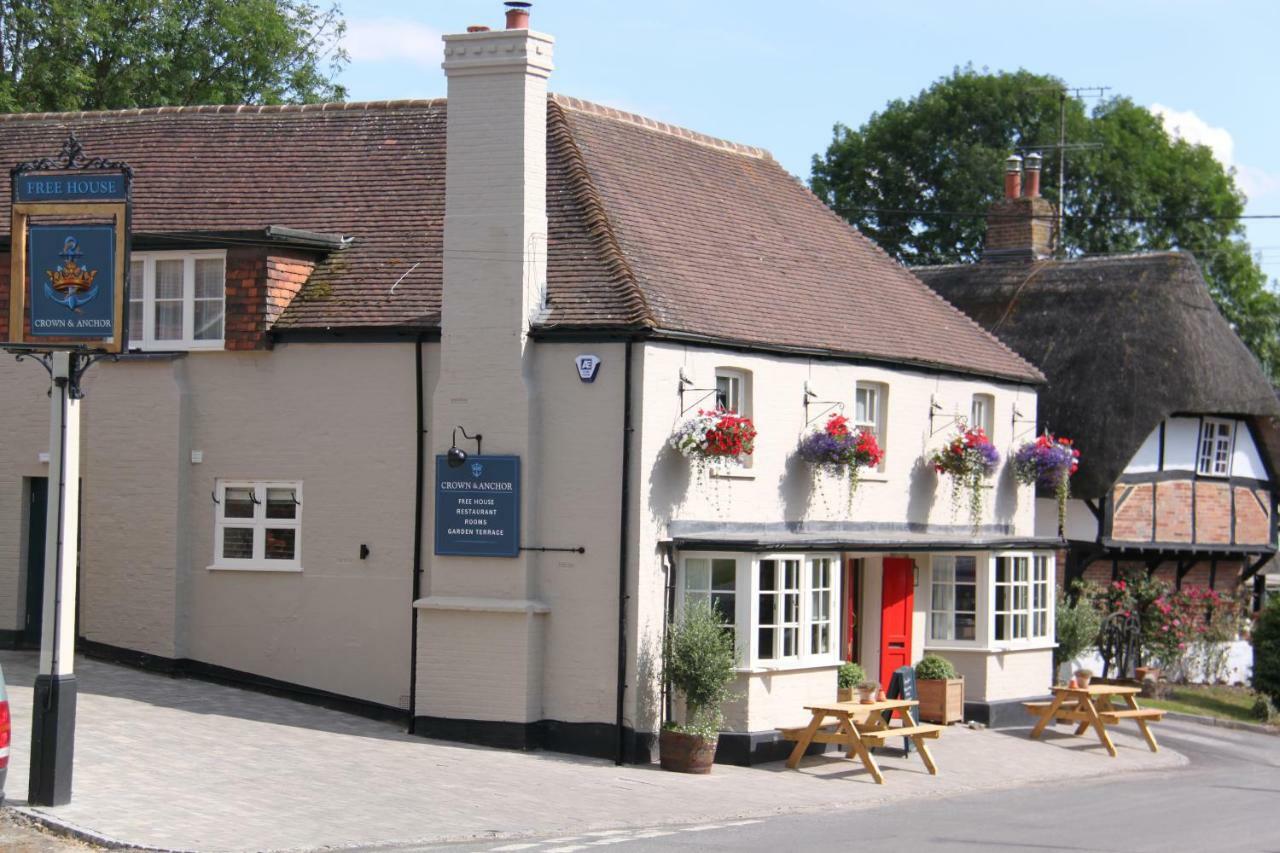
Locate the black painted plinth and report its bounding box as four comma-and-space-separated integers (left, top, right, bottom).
29, 673, 77, 806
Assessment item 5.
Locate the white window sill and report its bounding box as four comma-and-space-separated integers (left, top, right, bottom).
736, 658, 841, 675
926, 641, 1056, 654
131, 343, 224, 353
207, 563, 303, 573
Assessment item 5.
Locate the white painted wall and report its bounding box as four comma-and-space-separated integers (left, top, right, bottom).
1233, 429, 1268, 480
1163, 417, 1201, 472
1125, 428, 1161, 473
1038, 497, 1099, 540
1124, 416, 1269, 479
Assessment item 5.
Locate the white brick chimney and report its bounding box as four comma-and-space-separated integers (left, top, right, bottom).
418, 11, 555, 729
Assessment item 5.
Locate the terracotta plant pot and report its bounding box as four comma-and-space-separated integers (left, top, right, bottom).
659, 729, 718, 774
1075, 673, 1092, 688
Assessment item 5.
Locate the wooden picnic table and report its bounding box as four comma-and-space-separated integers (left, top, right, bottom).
1026, 683, 1164, 757
779, 699, 943, 785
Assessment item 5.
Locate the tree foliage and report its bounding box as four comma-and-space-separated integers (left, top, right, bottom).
1255, 594, 1280, 707
811, 67, 1280, 379
0, 0, 347, 111
663, 599, 738, 737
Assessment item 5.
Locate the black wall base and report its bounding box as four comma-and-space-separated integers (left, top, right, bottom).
964, 696, 1046, 728
77, 639, 406, 726
29, 673, 76, 806
412, 716, 656, 764
713, 729, 834, 767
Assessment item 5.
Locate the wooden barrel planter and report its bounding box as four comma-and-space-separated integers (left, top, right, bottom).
659, 729, 718, 773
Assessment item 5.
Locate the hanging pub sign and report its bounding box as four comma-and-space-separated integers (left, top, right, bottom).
434, 455, 521, 557
7, 132, 131, 353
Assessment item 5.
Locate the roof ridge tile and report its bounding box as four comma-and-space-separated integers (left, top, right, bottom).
0, 98, 446, 122
550, 92, 770, 160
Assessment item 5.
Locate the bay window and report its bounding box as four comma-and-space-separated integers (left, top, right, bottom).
679, 552, 840, 668
926, 551, 1054, 649
929, 555, 977, 642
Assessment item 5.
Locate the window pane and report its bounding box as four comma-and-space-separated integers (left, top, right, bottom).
930, 612, 950, 641
195, 258, 224, 299
758, 594, 776, 625
711, 592, 735, 625
154, 299, 182, 340
955, 584, 976, 613
194, 298, 223, 341
812, 624, 829, 654
265, 528, 296, 560
995, 557, 1009, 584
711, 559, 735, 590
784, 560, 799, 588
684, 559, 709, 591
155, 259, 183, 299
783, 628, 797, 657
956, 613, 976, 641
995, 614, 1008, 641
932, 583, 953, 611
995, 585, 1008, 612
783, 593, 798, 623
266, 488, 297, 520
758, 627, 775, 659
224, 488, 254, 519
955, 556, 977, 583
222, 527, 253, 559
760, 560, 776, 591
128, 299, 143, 341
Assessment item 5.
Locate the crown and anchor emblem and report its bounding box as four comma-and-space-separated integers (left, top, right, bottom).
43, 235, 99, 311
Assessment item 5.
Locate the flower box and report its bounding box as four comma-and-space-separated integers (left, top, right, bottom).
917, 677, 965, 724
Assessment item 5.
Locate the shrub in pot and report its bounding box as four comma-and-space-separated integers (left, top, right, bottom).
837, 662, 866, 703
660, 599, 739, 774
856, 680, 879, 704
915, 654, 964, 724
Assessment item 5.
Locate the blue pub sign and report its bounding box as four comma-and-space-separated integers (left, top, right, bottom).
27, 225, 117, 339
15, 173, 128, 202
434, 455, 521, 557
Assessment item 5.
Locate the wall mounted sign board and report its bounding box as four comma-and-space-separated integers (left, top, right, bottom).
435, 454, 521, 557
27, 225, 117, 339
15, 173, 127, 203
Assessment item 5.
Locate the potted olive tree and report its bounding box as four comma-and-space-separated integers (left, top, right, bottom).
915, 655, 964, 724
660, 599, 739, 774
837, 662, 866, 703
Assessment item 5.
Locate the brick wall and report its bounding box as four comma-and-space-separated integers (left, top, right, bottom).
1155, 480, 1193, 542
984, 196, 1055, 258
1079, 559, 1242, 593
218, 247, 317, 351
1111, 482, 1154, 541
1197, 480, 1232, 544
1235, 486, 1272, 545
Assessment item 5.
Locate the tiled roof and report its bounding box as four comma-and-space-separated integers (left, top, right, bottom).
0, 97, 1041, 382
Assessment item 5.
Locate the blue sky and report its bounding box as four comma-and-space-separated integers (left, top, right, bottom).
337, 1, 1280, 275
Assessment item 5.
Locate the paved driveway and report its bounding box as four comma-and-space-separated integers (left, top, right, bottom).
0, 651, 1186, 852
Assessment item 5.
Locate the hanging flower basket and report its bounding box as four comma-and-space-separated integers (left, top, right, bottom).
669, 408, 757, 472
929, 426, 1000, 529
1012, 432, 1080, 536
796, 413, 883, 504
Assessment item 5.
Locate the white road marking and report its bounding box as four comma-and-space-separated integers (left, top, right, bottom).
490, 845, 539, 851
631, 831, 676, 839
583, 830, 632, 837
679, 824, 724, 832
545, 846, 589, 853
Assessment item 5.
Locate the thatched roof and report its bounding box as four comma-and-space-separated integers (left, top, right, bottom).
917, 252, 1280, 499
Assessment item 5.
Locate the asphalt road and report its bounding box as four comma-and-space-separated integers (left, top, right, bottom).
457, 718, 1280, 853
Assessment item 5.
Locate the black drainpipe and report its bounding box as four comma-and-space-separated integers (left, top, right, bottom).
615, 340, 634, 765
408, 333, 426, 734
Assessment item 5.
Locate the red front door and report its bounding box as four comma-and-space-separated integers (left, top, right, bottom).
879, 557, 914, 688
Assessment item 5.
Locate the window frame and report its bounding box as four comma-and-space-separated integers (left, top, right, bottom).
854, 381, 888, 472
1197, 417, 1235, 478
713, 367, 753, 469
129, 249, 227, 351
678, 551, 841, 671
971, 393, 995, 437
211, 479, 303, 572
989, 551, 1054, 647
927, 553, 981, 647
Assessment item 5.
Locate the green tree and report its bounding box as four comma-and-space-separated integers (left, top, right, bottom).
811, 67, 1280, 380
1254, 594, 1280, 707
0, 0, 346, 112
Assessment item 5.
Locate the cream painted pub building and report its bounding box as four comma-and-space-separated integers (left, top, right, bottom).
0, 9, 1059, 763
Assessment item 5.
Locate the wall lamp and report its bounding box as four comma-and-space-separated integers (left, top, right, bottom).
447, 425, 483, 468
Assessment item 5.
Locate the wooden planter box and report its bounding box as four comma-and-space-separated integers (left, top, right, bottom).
917, 677, 964, 724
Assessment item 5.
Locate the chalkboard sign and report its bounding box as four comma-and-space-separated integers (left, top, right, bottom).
882, 666, 918, 753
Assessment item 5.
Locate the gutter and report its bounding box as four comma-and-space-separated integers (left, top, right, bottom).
408, 333, 426, 733
615, 340, 634, 765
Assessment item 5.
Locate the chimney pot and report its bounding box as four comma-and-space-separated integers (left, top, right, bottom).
1023, 151, 1042, 198
467, 25, 491, 33
1004, 154, 1023, 200
505, 1, 531, 29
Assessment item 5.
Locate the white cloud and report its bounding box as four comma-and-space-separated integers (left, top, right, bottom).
344, 18, 443, 68
1150, 103, 1278, 200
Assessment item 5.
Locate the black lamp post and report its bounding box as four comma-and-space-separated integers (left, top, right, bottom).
447, 426, 483, 467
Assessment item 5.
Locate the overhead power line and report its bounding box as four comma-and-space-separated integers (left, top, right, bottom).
833, 206, 1280, 223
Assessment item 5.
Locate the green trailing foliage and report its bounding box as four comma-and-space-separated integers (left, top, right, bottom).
1252, 595, 1280, 707
837, 661, 866, 689
0, 0, 348, 112
811, 66, 1280, 380
663, 599, 739, 739
914, 654, 958, 681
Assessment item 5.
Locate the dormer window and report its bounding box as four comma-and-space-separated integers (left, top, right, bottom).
1197, 418, 1235, 477
128, 250, 226, 350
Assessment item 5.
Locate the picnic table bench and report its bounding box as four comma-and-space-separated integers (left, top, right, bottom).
1025, 683, 1163, 756
778, 699, 943, 784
